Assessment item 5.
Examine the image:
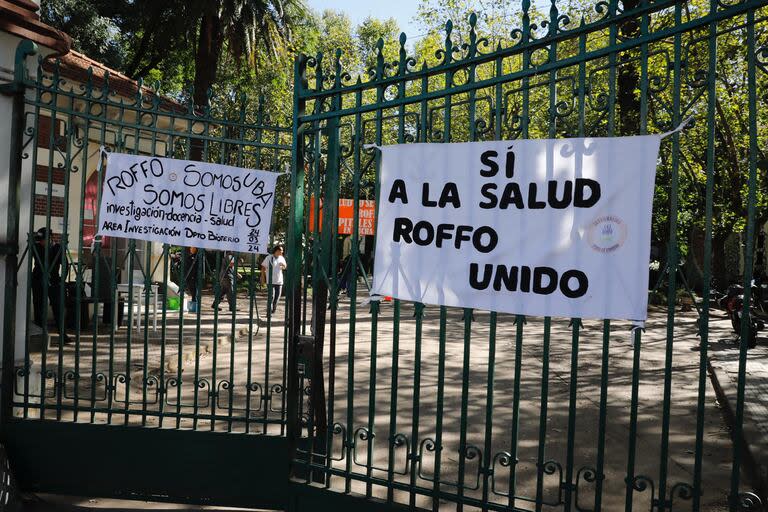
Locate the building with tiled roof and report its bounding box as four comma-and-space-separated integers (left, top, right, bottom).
0, 0, 70, 58
1, 1, 186, 356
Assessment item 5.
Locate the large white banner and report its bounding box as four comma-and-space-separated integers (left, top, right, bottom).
371, 136, 662, 321
96, 152, 279, 253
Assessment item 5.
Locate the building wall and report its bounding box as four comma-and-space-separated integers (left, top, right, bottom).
0, 29, 60, 384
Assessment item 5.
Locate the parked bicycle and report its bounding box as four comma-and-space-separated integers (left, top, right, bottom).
718, 270, 768, 349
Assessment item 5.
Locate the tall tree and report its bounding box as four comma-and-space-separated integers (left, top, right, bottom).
42, 0, 305, 107
39, 0, 125, 69
618, 0, 641, 135
191, 0, 305, 109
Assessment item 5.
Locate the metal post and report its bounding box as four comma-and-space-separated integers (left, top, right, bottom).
0, 40, 38, 424
286, 54, 308, 476
310, 50, 344, 481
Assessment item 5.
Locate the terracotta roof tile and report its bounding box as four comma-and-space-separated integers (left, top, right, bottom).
43, 50, 184, 112
0, 0, 71, 55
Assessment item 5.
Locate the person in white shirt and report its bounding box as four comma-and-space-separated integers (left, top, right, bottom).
261, 245, 287, 314
342, 235, 352, 261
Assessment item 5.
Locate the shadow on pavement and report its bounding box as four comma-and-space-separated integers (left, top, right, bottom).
18, 494, 268, 512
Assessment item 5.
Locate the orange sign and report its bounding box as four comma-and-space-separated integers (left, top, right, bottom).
308, 198, 376, 235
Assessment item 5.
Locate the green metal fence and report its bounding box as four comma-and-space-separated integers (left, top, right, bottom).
2, 1, 767, 510
286, 1, 767, 511
0, 43, 293, 507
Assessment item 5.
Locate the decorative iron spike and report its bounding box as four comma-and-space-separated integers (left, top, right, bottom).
185, 84, 195, 113
85, 66, 93, 87
399, 32, 407, 73
372, 38, 385, 80
297, 53, 310, 88
334, 48, 342, 78
443, 20, 454, 65
549, 0, 559, 36
314, 51, 324, 91
468, 12, 478, 55
519, 0, 531, 42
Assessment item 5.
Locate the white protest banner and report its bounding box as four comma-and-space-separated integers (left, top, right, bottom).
370, 136, 661, 321
96, 152, 279, 254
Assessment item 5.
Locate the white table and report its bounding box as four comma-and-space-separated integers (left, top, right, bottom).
114, 283, 159, 333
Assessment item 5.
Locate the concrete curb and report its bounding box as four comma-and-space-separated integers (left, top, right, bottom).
707, 357, 768, 506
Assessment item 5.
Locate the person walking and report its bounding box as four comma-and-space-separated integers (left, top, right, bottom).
213, 251, 237, 312
184, 247, 200, 312
31, 227, 68, 339
261, 245, 286, 314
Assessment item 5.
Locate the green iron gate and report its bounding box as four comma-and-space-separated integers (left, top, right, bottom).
286, 1, 767, 511
0, 43, 292, 508
2, 1, 768, 511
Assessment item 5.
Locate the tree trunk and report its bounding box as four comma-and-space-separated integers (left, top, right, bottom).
712, 231, 729, 290
124, 30, 154, 79
618, 1, 641, 135
194, 9, 222, 108
191, 5, 222, 160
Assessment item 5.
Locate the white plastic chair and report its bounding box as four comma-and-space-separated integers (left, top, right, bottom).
117, 269, 159, 332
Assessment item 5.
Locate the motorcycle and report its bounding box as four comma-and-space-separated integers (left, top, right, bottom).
718, 276, 768, 348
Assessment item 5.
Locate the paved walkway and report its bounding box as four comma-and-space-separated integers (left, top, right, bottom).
707, 326, 768, 499
18, 292, 765, 511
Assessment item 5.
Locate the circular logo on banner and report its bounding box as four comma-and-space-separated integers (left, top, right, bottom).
588, 215, 627, 253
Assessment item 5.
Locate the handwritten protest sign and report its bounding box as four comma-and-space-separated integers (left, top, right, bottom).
96, 152, 279, 254
370, 137, 661, 321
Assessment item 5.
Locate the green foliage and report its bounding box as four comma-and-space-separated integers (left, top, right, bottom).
40, 0, 124, 69
356, 17, 401, 72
